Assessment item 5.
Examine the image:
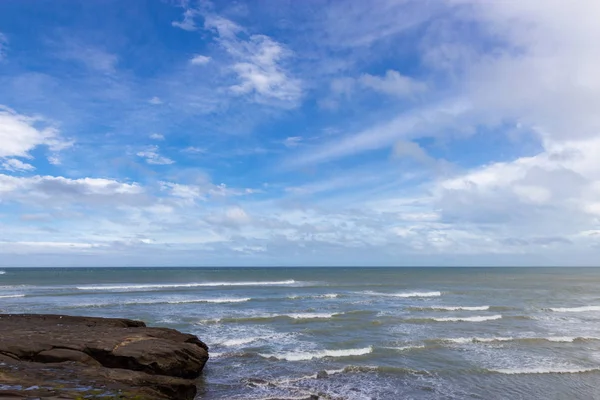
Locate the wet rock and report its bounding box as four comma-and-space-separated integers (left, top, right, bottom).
316, 370, 329, 379
0, 314, 209, 399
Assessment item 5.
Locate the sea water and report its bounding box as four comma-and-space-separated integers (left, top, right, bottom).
2, 267, 600, 399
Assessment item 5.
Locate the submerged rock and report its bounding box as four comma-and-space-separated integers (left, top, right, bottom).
0, 314, 209, 399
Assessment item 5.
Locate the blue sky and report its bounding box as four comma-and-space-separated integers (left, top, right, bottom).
1, 0, 600, 266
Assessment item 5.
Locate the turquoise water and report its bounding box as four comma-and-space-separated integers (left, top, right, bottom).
2, 267, 600, 399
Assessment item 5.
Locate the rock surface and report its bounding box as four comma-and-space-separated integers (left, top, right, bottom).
0, 314, 209, 399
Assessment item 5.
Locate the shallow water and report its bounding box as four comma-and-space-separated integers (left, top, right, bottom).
2, 267, 600, 399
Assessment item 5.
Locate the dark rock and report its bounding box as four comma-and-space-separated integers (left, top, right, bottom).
0, 314, 209, 399
316, 370, 328, 379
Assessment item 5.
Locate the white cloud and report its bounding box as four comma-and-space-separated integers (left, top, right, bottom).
149, 133, 165, 140
190, 54, 211, 65
283, 136, 302, 148
0, 106, 72, 159
182, 146, 206, 154
136, 146, 174, 165
149, 96, 163, 105
394, 141, 436, 166
201, 14, 302, 106
360, 70, 426, 97
288, 99, 469, 168
443, 0, 600, 142
0, 174, 143, 207
172, 8, 200, 31
1, 159, 35, 172
47, 156, 61, 166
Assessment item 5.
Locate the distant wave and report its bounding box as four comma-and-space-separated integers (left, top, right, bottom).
384, 345, 426, 351
0, 271, 5, 275
549, 306, 600, 312
208, 312, 344, 324
410, 305, 490, 311
76, 280, 296, 291
440, 336, 600, 344
259, 346, 373, 361
364, 290, 441, 298
287, 293, 339, 300
0, 294, 24, 299
429, 315, 502, 322
65, 297, 251, 308
326, 365, 429, 376
491, 367, 600, 375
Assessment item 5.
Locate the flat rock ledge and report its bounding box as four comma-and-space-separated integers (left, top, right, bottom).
0, 314, 209, 400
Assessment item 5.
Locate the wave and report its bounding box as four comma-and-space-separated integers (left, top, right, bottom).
219, 337, 262, 347
0, 271, 5, 275
76, 280, 296, 291
197, 312, 343, 324
287, 293, 339, 300
429, 315, 502, 322
163, 297, 250, 304
0, 294, 24, 299
316, 293, 339, 299
365, 290, 441, 298
549, 306, 600, 312
491, 367, 600, 375
384, 345, 426, 351
65, 297, 251, 308
327, 365, 430, 376
226, 312, 343, 323
259, 346, 373, 361
440, 336, 600, 344
410, 305, 490, 311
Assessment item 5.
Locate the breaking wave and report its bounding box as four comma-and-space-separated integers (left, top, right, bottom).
76, 280, 297, 291
491, 367, 600, 375
410, 305, 490, 311
429, 315, 502, 322
549, 306, 600, 312
259, 346, 373, 361
364, 291, 441, 298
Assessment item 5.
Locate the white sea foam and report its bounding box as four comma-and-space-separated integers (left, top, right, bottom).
0, 271, 5, 275
549, 306, 600, 312
67, 297, 251, 308
76, 280, 296, 291
431, 315, 502, 322
286, 312, 340, 319
492, 367, 600, 375
417, 306, 490, 311
260, 346, 373, 361
442, 336, 600, 344
164, 297, 250, 304
364, 290, 441, 298
385, 345, 426, 351
0, 294, 24, 299
444, 337, 514, 344
220, 337, 262, 347
196, 312, 342, 324
287, 293, 339, 300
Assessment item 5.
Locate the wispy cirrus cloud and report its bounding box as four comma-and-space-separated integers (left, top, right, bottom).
136, 146, 174, 165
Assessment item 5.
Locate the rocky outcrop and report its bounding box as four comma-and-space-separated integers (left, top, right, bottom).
0, 314, 209, 399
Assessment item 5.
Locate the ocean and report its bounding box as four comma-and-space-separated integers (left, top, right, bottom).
1, 267, 600, 399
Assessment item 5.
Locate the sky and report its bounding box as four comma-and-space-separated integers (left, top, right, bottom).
1, 0, 600, 267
